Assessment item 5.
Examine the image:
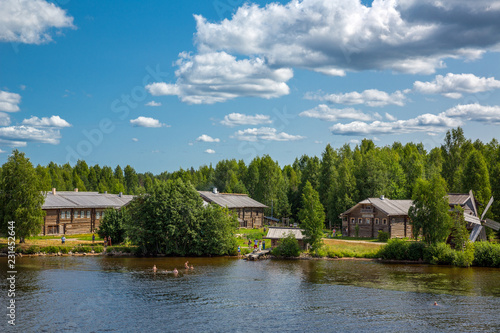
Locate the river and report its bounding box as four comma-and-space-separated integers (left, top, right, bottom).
1, 256, 499, 332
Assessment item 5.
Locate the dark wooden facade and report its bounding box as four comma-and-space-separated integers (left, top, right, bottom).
42, 208, 107, 235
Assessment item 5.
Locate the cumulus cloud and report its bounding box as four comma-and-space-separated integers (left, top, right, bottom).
22, 115, 71, 127
205, 149, 216, 154
130, 116, 166, 128
132, 138, 138, 142
194, 0, 500, 75
232, 127, 305, 142
0, 0, 75, 44
220, 113, 272, 127
413, 73, 500, 98
196, 134, 220, 143
0, 113, 10, 126
146, 52, 292, 104
0, 91, 21, 112
0, 149, 5, 153
306, 89, 407, 107
330, 114, 461, 136
443, 104, 500, 124
299, 104, 373, 122
145, 101, 162, 107
0, 126, 62, 144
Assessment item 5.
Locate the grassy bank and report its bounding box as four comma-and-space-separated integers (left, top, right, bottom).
322, 239, 384, 258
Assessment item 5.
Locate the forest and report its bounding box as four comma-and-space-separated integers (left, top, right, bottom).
3, 127, 499, 229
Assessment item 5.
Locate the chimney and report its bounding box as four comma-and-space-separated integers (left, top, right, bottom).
119, 192, 122, 197
74, 188, 78, 192
380, 195, 385, 200
52, 188, 56, 195
213, 187, 218, 194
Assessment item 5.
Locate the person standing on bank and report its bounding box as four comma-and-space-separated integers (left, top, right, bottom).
108, 236, 112, 246
61, 236, 66, 244
92, 234, 95, 243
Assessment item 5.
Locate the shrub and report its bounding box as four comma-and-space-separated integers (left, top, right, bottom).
423, 242, 456, 265
274, 233, 301, 257
453, 241, 474, 267
59, 247, 70, 254
378, 238, 409, 260
241, 248, 251, 255
41, 246, 60, 254
313, 247, 328, 258
25, 245, 40, 254
407, 242, 426, 261
473, 242, 500, 267
92, 246, 104, 253
377, 231, 390, 242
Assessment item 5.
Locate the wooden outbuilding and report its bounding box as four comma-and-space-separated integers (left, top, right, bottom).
340, 195, 413, 238
42, 188, 134, 235
264, 227, 307, 249
198, 188, 268, 228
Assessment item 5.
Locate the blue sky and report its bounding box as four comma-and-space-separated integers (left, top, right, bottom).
1, 0, 500, 174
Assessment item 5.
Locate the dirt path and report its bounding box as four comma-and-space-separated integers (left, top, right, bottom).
323, 238, 385, 246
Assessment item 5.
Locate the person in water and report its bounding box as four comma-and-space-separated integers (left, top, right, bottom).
153, 265, 157, 273
190, 265, 194, 270
434, 301, 438, 306
173, 268, 178, 275
185, 261, 189, 269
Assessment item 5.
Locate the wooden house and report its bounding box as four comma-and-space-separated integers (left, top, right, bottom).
42, 188, 134, 235
264, 227, 307, 249
198, 189, 267, 228
340, 196, 413, 238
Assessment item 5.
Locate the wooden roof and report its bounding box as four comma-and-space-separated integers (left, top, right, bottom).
43, 191, 134, 209
198, 191, 268, 209
341, 198, 413, 216
264, 227, 305, 240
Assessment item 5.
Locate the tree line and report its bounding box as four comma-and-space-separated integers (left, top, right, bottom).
2, 127, 499, 231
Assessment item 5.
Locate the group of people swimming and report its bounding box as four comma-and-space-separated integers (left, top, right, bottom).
152, 261, 193, 275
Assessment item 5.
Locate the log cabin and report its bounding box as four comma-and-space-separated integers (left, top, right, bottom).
41, 188, 134, 235
340, 195, 413, 238
264, 227, 306, 249
198, 188, 268, 228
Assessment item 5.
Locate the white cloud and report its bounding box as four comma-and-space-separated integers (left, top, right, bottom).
0, 0, 75, 44
306, 89, 407, 107
413, 73, 500, 98
0, 113, 10, 126
0, 139, 26, 147
299, 104, 373, 122
0, 126, 62, 144
194, 0, 500, 75
232, 127, 305, 142
132, 138, 138, 142
130, 116, 166, 128
145, 101, 162, 107
21, 115, 71, 127
220, 113, 272, 127
385, 113, 397, 121
349, 139, 360, 144
0, 149, 5, 153
0, 91, 21, 112
330, 114, 461, 136
196, 134, 220, 143
205, 149, 216, 154
146, 52, 292, 104
443, 104, 500, 124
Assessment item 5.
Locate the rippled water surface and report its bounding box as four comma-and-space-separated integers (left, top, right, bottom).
1, 257, 499, 332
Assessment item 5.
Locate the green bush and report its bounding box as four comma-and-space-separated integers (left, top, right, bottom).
24, 245, 40, 254
92, 246, 104, 253
453, 242, 474, 267
473, 242, 500, 267
41, 246, 60, 254
377, 231, 390, 242
59, 246, 70, 254
273, 233, 301, 257
407, 242, 426, 261
313, 247, 328, 257
423, 242, 456, 265
378, 238, 409, 260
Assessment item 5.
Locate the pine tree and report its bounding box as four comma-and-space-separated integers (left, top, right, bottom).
299, 181, 325, 251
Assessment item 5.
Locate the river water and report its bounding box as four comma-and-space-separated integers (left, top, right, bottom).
1, 256, 499, 332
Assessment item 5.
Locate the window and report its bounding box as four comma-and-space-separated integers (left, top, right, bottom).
67, 211, 71, 219
375, 218, 379, 225
366, 218, 371, 224
383, 218, 387, 225
351, 218, 355, 224
79, 211, 84, 218
358, 218, 362, 224
391, 218, 395, 224
61, 211, 65, 219
87, 211, 91, 218
96, 211, 100, 219
101, 211, 105, 219
47, 226, 58, 234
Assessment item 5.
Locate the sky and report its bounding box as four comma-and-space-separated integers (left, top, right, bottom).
1, 0, 500, 174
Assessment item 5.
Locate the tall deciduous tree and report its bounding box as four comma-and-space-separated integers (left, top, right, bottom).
409, 175, 451, 244
0, 150, 46, 242
462, 149, 491, 209
299, 181, 325, 251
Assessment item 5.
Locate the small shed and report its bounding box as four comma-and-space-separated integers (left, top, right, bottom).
264, 227, 307, 249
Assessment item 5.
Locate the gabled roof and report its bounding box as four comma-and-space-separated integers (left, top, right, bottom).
198, 191, 268, 209
264, 227, 305, 240
447, 193, 471, 206
341, 198, 413, 216
42, 191, 134, 209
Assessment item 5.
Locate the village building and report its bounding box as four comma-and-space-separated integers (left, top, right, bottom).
198, 189, 267, 228
264, 227, 307, 249
340, 196, 413, 238
340, 191, 486, 239
42, 188, 134, 235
